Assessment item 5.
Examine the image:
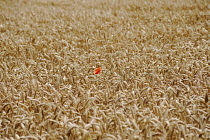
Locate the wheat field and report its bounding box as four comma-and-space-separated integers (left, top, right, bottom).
0, 0, 210, 139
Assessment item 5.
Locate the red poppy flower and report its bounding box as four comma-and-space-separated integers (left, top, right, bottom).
94, 67, 101, 74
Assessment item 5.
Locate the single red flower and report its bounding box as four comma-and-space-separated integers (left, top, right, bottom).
94, 67, 101, 74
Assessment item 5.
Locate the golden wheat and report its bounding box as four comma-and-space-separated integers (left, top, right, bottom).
0, 0, 209, 139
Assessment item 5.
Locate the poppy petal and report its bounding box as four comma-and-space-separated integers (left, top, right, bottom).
94, 67, 101, 74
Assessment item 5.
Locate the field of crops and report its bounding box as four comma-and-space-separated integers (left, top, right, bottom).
0, 0, 210, 139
